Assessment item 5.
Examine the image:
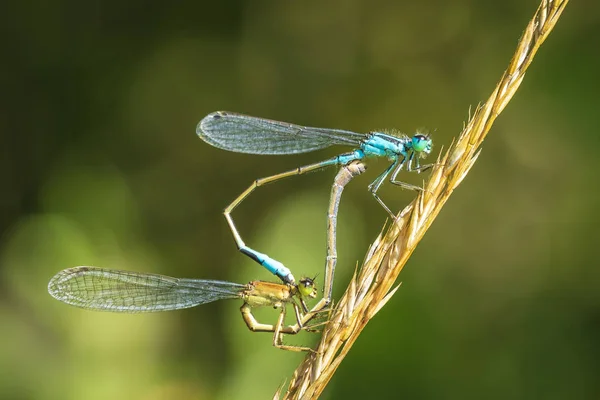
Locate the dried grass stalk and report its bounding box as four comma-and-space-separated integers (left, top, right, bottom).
279, 0, 569, 398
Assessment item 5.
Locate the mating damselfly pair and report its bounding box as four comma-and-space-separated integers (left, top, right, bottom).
48, 112, 433, 352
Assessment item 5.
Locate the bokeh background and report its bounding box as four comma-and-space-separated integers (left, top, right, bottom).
2, 1, 599, 399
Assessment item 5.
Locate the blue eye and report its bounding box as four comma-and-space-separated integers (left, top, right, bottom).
412, 134, 432, 153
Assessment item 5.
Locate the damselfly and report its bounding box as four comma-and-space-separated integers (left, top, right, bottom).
197, 112, 432, 284
48, 266, 318, 352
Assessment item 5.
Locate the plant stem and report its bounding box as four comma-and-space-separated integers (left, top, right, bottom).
278, 1, 570, 398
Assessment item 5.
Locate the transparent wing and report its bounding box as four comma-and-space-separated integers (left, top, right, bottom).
197, 111, 364, 155
48, 266, 246, 313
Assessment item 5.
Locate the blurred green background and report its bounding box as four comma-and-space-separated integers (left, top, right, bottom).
2, 0, 599, 399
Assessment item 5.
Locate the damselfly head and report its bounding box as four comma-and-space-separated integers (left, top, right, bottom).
411, 132, 433, 156
298, 277, 318, 299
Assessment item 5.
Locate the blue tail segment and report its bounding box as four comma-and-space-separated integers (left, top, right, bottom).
240, 246, 296, 285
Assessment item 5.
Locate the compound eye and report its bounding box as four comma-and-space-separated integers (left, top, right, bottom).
298, 277, 317, 298
412, 134, 432, 153
300, 277, 314, 288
